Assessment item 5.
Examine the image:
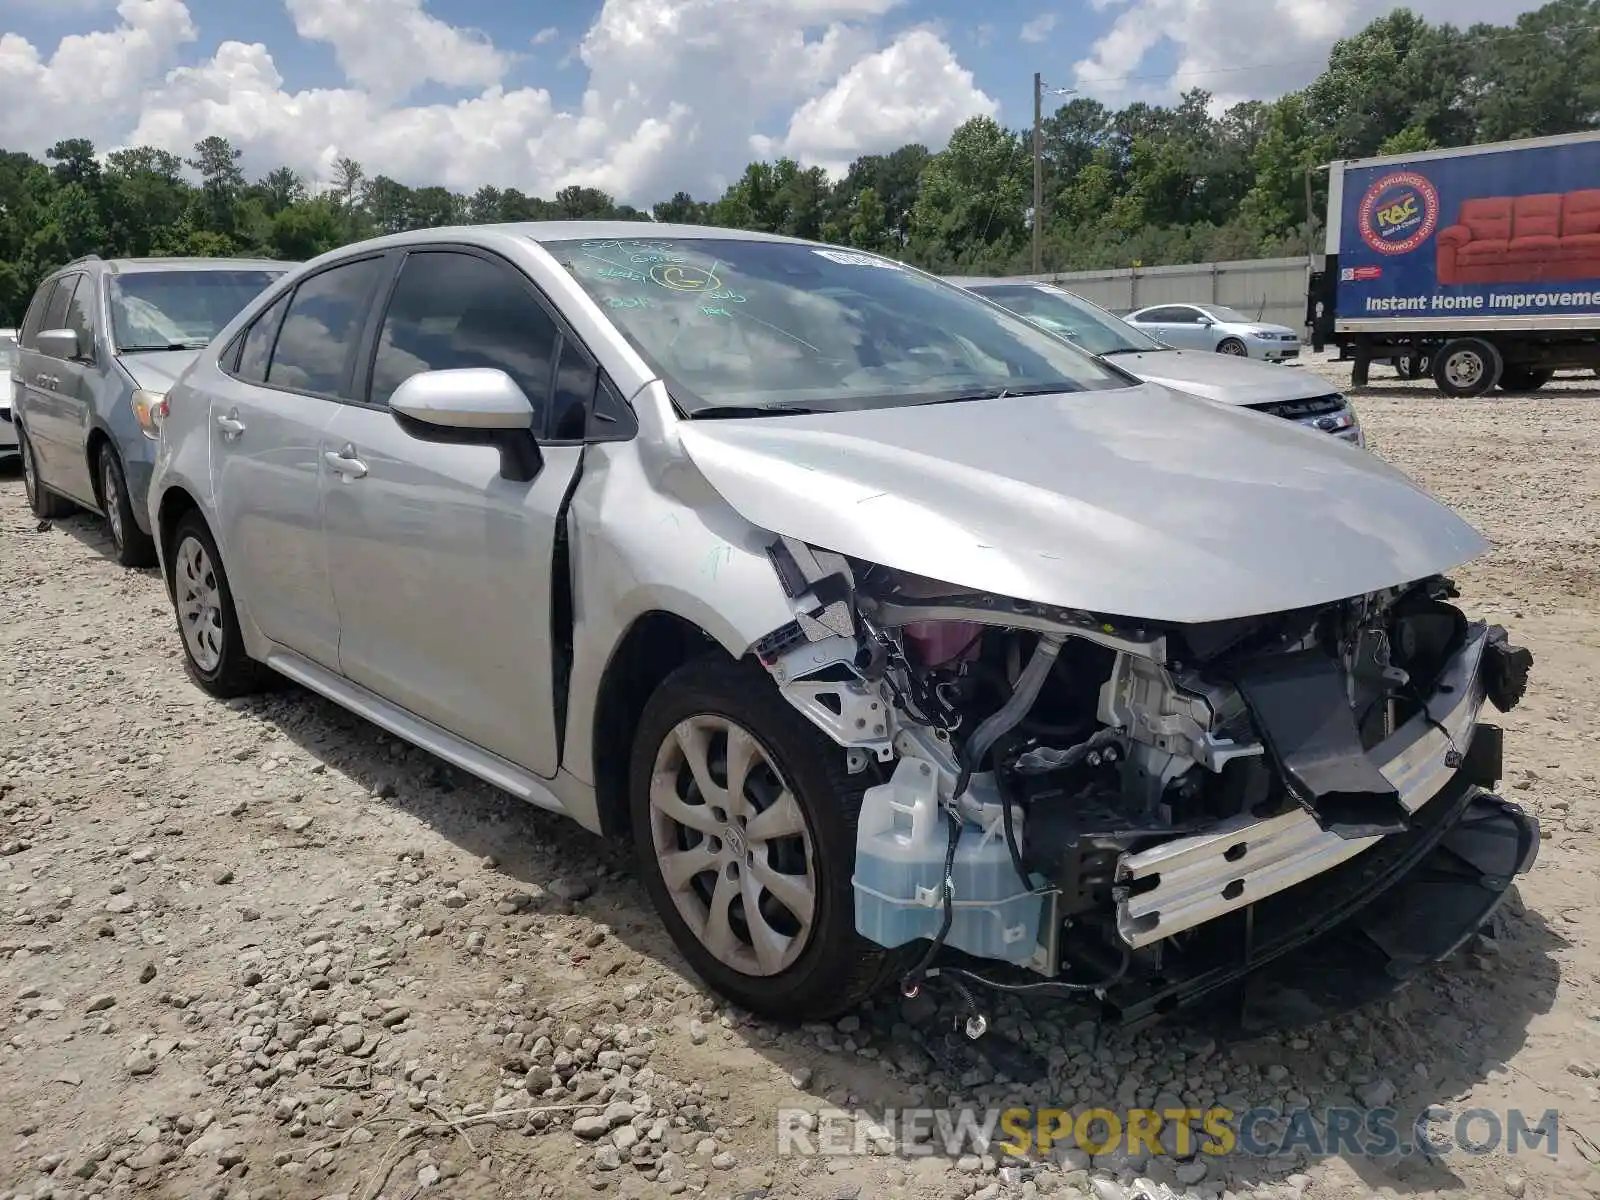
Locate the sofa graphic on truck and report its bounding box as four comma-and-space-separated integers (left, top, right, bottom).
1437, 190, 1600, 285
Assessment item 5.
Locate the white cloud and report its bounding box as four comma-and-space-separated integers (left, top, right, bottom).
0, 0, 196, 151
1019, 13, 1057, 44
1072, 0, 1553, 108
1, 0, 996, 207
531, 26, 559, 46
754, 29, 996, 178
283, 0, 510, 104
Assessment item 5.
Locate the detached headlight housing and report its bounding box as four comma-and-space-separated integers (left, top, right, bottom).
130, 389, 167, 439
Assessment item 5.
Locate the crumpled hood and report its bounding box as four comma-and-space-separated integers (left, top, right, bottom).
676, 382, 1487, 625
1106, 351, 1341, 406
115, 349, 199, 393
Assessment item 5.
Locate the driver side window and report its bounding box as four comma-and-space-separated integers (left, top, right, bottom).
368, 249, 559, 435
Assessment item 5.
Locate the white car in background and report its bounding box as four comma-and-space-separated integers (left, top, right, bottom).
0, 327, 18, 462
952, 279, 1362, 446
1123, 301, 1302, 361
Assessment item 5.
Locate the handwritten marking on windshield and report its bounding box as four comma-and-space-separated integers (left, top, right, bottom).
732, 311, 821, 353
700, 306, 733, 319
651, 263, 721, 292
607, 296, 656, 309
597, 267, 646, 281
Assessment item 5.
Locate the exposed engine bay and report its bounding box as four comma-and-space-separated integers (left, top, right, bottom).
754, 534, 1539, 1031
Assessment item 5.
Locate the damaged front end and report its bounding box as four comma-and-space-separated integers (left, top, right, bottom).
754, 535, 1539, 1032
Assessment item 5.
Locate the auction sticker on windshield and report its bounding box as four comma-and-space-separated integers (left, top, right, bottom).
812, 249, 899, 268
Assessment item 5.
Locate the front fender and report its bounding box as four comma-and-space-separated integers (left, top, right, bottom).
559, 440, 797, 787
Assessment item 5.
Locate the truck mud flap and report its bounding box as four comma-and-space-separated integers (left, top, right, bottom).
1232, 790, 1538, 1033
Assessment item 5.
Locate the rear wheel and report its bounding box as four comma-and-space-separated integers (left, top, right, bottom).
1433, 338, 1502, 398
98, 445, 158, 568
1217, 337, 1247, 356
18, 426, 75, 520
629, 657, 910, 1021
168, 512, 272, 698
1496, 366, 1554, 393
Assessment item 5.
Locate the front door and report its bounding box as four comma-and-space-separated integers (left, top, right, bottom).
209, 257, 388, 670
322, 247, 586, 777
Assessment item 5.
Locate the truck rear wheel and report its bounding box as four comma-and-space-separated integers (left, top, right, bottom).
1497, 366, 1554, 393
1433, 338, 1502, 398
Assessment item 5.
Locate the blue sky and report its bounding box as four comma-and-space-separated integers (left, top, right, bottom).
0, 0, 1551, 204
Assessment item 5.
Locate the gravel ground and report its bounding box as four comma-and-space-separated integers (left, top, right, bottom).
3, 352, 1600, 1200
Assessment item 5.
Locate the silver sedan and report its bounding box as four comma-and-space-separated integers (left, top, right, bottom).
145, 222, 1537, 1032
1124, 301, 1302, 361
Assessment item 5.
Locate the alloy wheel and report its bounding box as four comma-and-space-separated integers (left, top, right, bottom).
648, 715, 817, 976
1220, 340, 1247, 355
19, 435, 37, 507
175, 533, 225, 673
101, 457, 124, 551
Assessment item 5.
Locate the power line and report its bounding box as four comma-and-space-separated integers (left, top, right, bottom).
1065, 19, 1600, 89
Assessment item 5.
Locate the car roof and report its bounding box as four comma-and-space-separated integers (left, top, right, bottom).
100, 257, 292, 275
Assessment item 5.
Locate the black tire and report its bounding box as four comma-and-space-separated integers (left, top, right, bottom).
1400, 353, 1430, 380
97, 444, 158, 568
166, 511, 272, 698
628, 656, 912, 1022
1496, 366, 1554, 393
1433, 337, 1502, 398
17, 425, 75, 520
1217, 338, 1247, 357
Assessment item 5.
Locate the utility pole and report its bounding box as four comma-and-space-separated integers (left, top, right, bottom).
1032, 72, 1043, 274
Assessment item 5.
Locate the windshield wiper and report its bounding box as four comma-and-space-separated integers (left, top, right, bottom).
118, 340, 210, 352
922, 385, 1069, 405
1099, 347, 1153, 356
688, 402, 823, 419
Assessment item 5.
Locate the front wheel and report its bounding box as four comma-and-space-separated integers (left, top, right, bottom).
167, 512, 272, 698
1433, 337, 1503, 398
1217, 338, 1247, 356
98, 446, 157, 568
628, 657, 909, 1021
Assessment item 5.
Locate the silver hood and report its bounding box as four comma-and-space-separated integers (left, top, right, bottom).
116, 349, 200, 393
677, 382, 1487, 625
1106, 350, 1339, 407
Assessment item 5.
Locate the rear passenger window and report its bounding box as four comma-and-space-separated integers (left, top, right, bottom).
236, 294, 290, 384
267, 257, 385, 397
18, 285, 51, 349
369, 250, 558, 429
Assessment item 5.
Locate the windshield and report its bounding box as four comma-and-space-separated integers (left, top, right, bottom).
548, 238, 1133, 414
1199, 304, 1252, 324
969, 284, 1163, 356
109, 269, 285, 351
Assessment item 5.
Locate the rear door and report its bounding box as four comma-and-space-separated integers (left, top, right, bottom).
321, 245, 586, 777
17, 275, 91, 496
208, 255, 389, 671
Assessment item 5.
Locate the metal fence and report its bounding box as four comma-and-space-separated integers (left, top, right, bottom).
1002, 256, 1314, 329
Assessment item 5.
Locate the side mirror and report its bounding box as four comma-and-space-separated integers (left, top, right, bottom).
1196, 316, 1216, 327
389, 368, 543, 483
37, 328, 80, 360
